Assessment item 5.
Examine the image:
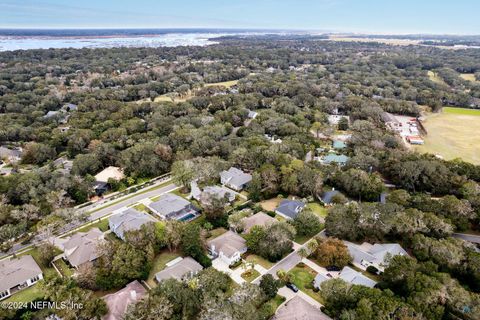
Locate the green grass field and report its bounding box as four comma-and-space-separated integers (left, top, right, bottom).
414, 107, 480, 164
460, 73, 479, 83
288, 264, 324, 304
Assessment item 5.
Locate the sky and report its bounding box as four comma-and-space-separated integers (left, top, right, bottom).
0, 0, 479, 34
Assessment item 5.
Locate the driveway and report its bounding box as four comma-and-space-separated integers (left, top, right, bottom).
212, 258, 245, 284
453, 233, 480, 244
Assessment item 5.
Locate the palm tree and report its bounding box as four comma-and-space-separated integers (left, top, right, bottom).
298, 247, 309, 261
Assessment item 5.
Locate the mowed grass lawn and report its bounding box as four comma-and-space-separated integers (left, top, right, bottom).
241, 269, 260, 283
459, 73, 479, 83
289, 264, 324, 304
245, 253, 274, 269
414, 108, 480, 164
146, 251, 181, 288
306, 202, 328, 219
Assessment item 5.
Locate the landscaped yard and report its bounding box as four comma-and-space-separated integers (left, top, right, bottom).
74, 218, 110, 233
4, 284, 44, 303
241, 268, 260, 283
306, 202, 328, 219
146, 251, 181, 287
459, 73, 479, 83
260, 197, 283, 212
245, 253, 274, 269
52, 258, 74, 277
207, 227, 228, 240
132, 203, 148, 212
414, 107, 480, 164
289, 264, 324, 304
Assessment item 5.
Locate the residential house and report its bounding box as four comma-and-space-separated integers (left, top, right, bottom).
200, 186, 236, 205
346, 242, 408, 272
155, 257, 203, 283
148, 193, 198, 221
53, 157, 73, 175
241, 212, 276, 233
207, 230, 247, 265
93, 166, 125, 195
102, 280, 146, 320
273, 296, 332, 320
108, 208, 156, 240
220, 167, 252, 191
62, 228, 104, 268
319, 190, 342, 206
313, 273, 331, 289
0, 255, 43, 301
275, 199, 305, 220
338, 266, 377, 288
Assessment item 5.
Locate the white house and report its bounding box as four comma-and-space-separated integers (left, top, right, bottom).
0, 255, 43, 300
207, 230, 247, 265
346, 242, 408, 272
220, 167, 252, 191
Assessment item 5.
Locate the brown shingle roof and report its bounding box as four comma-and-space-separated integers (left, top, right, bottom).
273, 296, 331, 320
241, 212, 276, 233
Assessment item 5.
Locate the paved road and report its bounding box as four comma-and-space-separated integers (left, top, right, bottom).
0, 181, 178, 259
453, 233, 480, 244
88, 183, 178, 221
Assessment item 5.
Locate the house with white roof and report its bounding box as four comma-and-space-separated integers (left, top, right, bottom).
108, 208, 156, 240
346, 242, 408, 272
0, 255, 43, 300
207, 230, 247, 265
220, 167, 252, 191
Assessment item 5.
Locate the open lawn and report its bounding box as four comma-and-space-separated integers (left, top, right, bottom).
460, 73, 479, 83
414, 108, 480, 164
146, 251, 181, 287
288, 264, 324, 304
207, 227, 228, 240
241, 268, 260, 283
306, 202, 328, 219
4, 284, 44, 303
74, 218, 110, 233
52, 258, 74, 277
260, 197, 283, 212
245, 253, 274, 269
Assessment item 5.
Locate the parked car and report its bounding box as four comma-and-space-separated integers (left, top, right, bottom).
326, 266, 341, 272
286, 283, 299, 292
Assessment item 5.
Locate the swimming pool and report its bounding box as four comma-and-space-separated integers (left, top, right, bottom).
178, 213, 197, 222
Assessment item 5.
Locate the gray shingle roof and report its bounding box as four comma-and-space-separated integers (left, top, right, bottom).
207, 230, 247, 258
241, 212, 276, 233
313, 273, 330, 289
148, 193, 197, 219
63, 228, 103, 268
109, 209, 156, 240
273, 296, 332, 320
339, 266, 377, 288
275, 199, 305, 219
155, 257, 203, 282
0, 255, 42, 292
220, 167, 252, 190
103, 280, 146, 320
